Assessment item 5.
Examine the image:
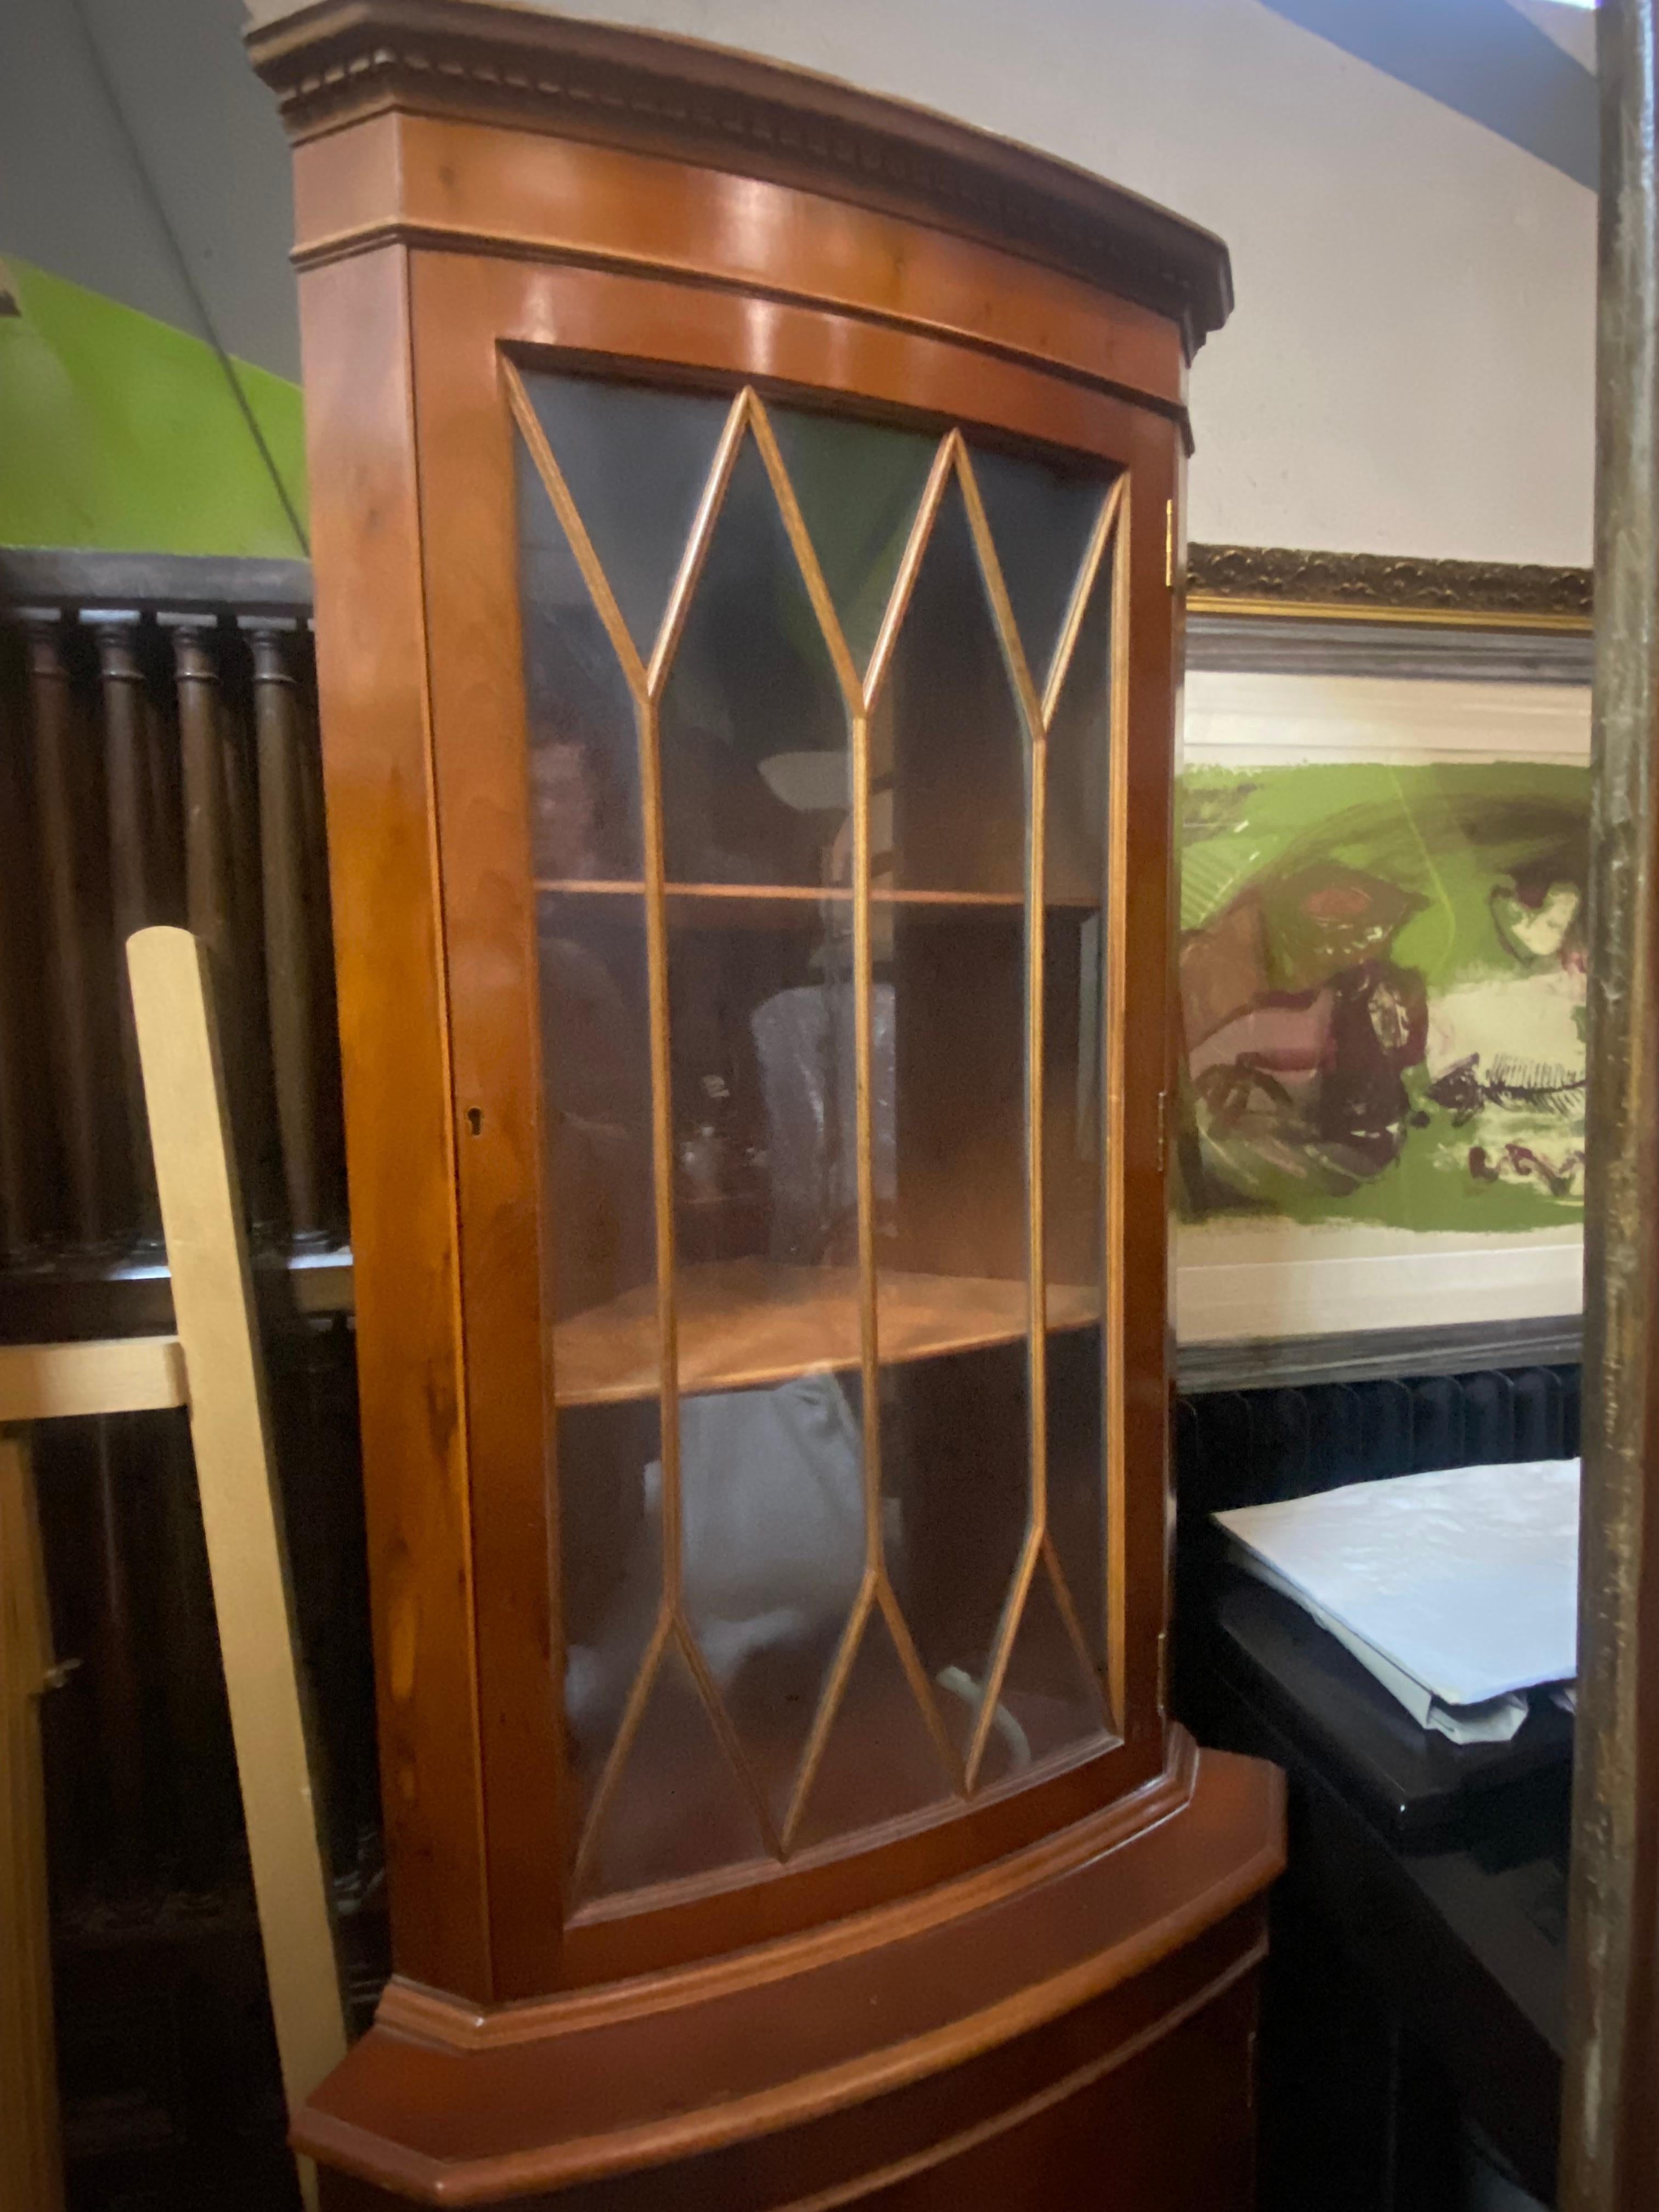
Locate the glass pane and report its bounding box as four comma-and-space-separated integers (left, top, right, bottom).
995, 1560, 1104, 1767
968, 443, 1109, 695
658, 433, 850, 889
1043, 543, 1114, 1682
520, 419, 669, 1859
768, 405, 941, 678
868, 475, 1034, 1785
520, 369, 1125, 1898
518, 433, 643, 883
653, 416, 872, 1838
665, 898, 870, 1814
520, 369, 732, 661
578, 1640, 768, 1899
791, 1604, 953, 1853
538, 886, 662, 1841
874, 476, 1025, 898
558, 1397, 661, 1841
680, 1374, 867, 1831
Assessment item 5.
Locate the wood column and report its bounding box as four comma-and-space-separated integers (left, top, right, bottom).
1562, 4, 1659, 2208
168, 620, 237, 1029
166, 617, 279, 1233
246, 620, 329, 1243
0, 651, 42, 1261
90, 614, 161, 1239
24, 612, 108, 1249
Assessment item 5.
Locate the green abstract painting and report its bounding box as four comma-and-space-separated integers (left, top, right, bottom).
1178, 761, 1589, 1232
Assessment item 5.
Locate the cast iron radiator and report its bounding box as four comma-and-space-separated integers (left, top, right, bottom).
1177, 1362, 1582, 1526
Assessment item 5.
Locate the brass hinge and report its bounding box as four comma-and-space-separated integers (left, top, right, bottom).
1156, 1088, 1170, 1173
1164, 499, 1175, 590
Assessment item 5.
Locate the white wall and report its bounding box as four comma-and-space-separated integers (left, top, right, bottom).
246, 0, 1598, 565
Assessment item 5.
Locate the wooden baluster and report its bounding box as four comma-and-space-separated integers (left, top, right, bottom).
89, 613, 161, 1240
166, 618, 236, 1012
23, 611, 108, 1249
165, 617, 263, 1229
245, 620, 329, 1244
0, 645, 44, 1259
222, 636, 281, 1235
144, 656, 186, 928
297, 625, 349, 1234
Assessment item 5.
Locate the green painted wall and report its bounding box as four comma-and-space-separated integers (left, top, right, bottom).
0, 255, 307, 557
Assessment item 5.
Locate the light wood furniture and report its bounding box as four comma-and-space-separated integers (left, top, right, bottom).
251, 7, 1284, 2206
0, 927, 347, 2212
126, 925, 348, 2171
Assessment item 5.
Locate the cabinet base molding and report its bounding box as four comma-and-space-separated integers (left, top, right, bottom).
299, 1734, 1282, 2210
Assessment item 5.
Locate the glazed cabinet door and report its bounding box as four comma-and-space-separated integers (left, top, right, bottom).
511, 365, 1132, 1909
323, 236, 1188, 1997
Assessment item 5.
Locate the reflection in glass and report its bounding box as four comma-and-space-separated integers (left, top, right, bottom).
537, 889, 664, 1836
969, 442, 1109, 694
559, 1397, 662, 1841
872, 475, 1025, 899
580, 1640, 766, 1899
870, 485, 1032, 1770
517, 433, 644, 883
769, 404, 940, 678
520, 412, 668, 1845
521, 370, 731, 660
681, 1375, 867, 1830
658, 434, 849, 890
792, 1603, 953, 1852
516, 366, 1125, 1897
996, 1560, 1103, 1761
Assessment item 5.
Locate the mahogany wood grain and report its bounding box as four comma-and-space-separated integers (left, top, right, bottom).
396, 241, 1175, 1985
291, 110, 1188, 424
252, 0, 1228, 359
399, 247, 566, 1990
319, 1967, 1260, 2212
297, 1740, 1280, 2204
300, 242, 493, 2001
267, 14, 1278, 2199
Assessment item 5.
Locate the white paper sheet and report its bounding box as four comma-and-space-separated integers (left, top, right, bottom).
1215, 1459, 1579, 1725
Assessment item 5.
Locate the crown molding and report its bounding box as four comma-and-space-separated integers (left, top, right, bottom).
247, 0, 1232, 359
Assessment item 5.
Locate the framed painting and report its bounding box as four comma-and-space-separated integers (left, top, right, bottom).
1175, 547, 1592, 1373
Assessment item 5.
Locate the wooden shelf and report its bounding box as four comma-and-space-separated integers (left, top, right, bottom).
552, 1259, 1100, 1407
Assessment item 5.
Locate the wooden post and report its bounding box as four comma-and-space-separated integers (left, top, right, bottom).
167, 620, 237, 991
24, 611, 108, 1249
0, 1430, 65, 2212
127, 924, 346, 2207
1562, 4, 1659, 2208
0, 654, 42, 1260
89, 612, 162, 1239
245, 620, 330, 1243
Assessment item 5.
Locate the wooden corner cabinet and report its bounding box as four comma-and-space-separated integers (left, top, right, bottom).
250, 6, 1284, 2205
